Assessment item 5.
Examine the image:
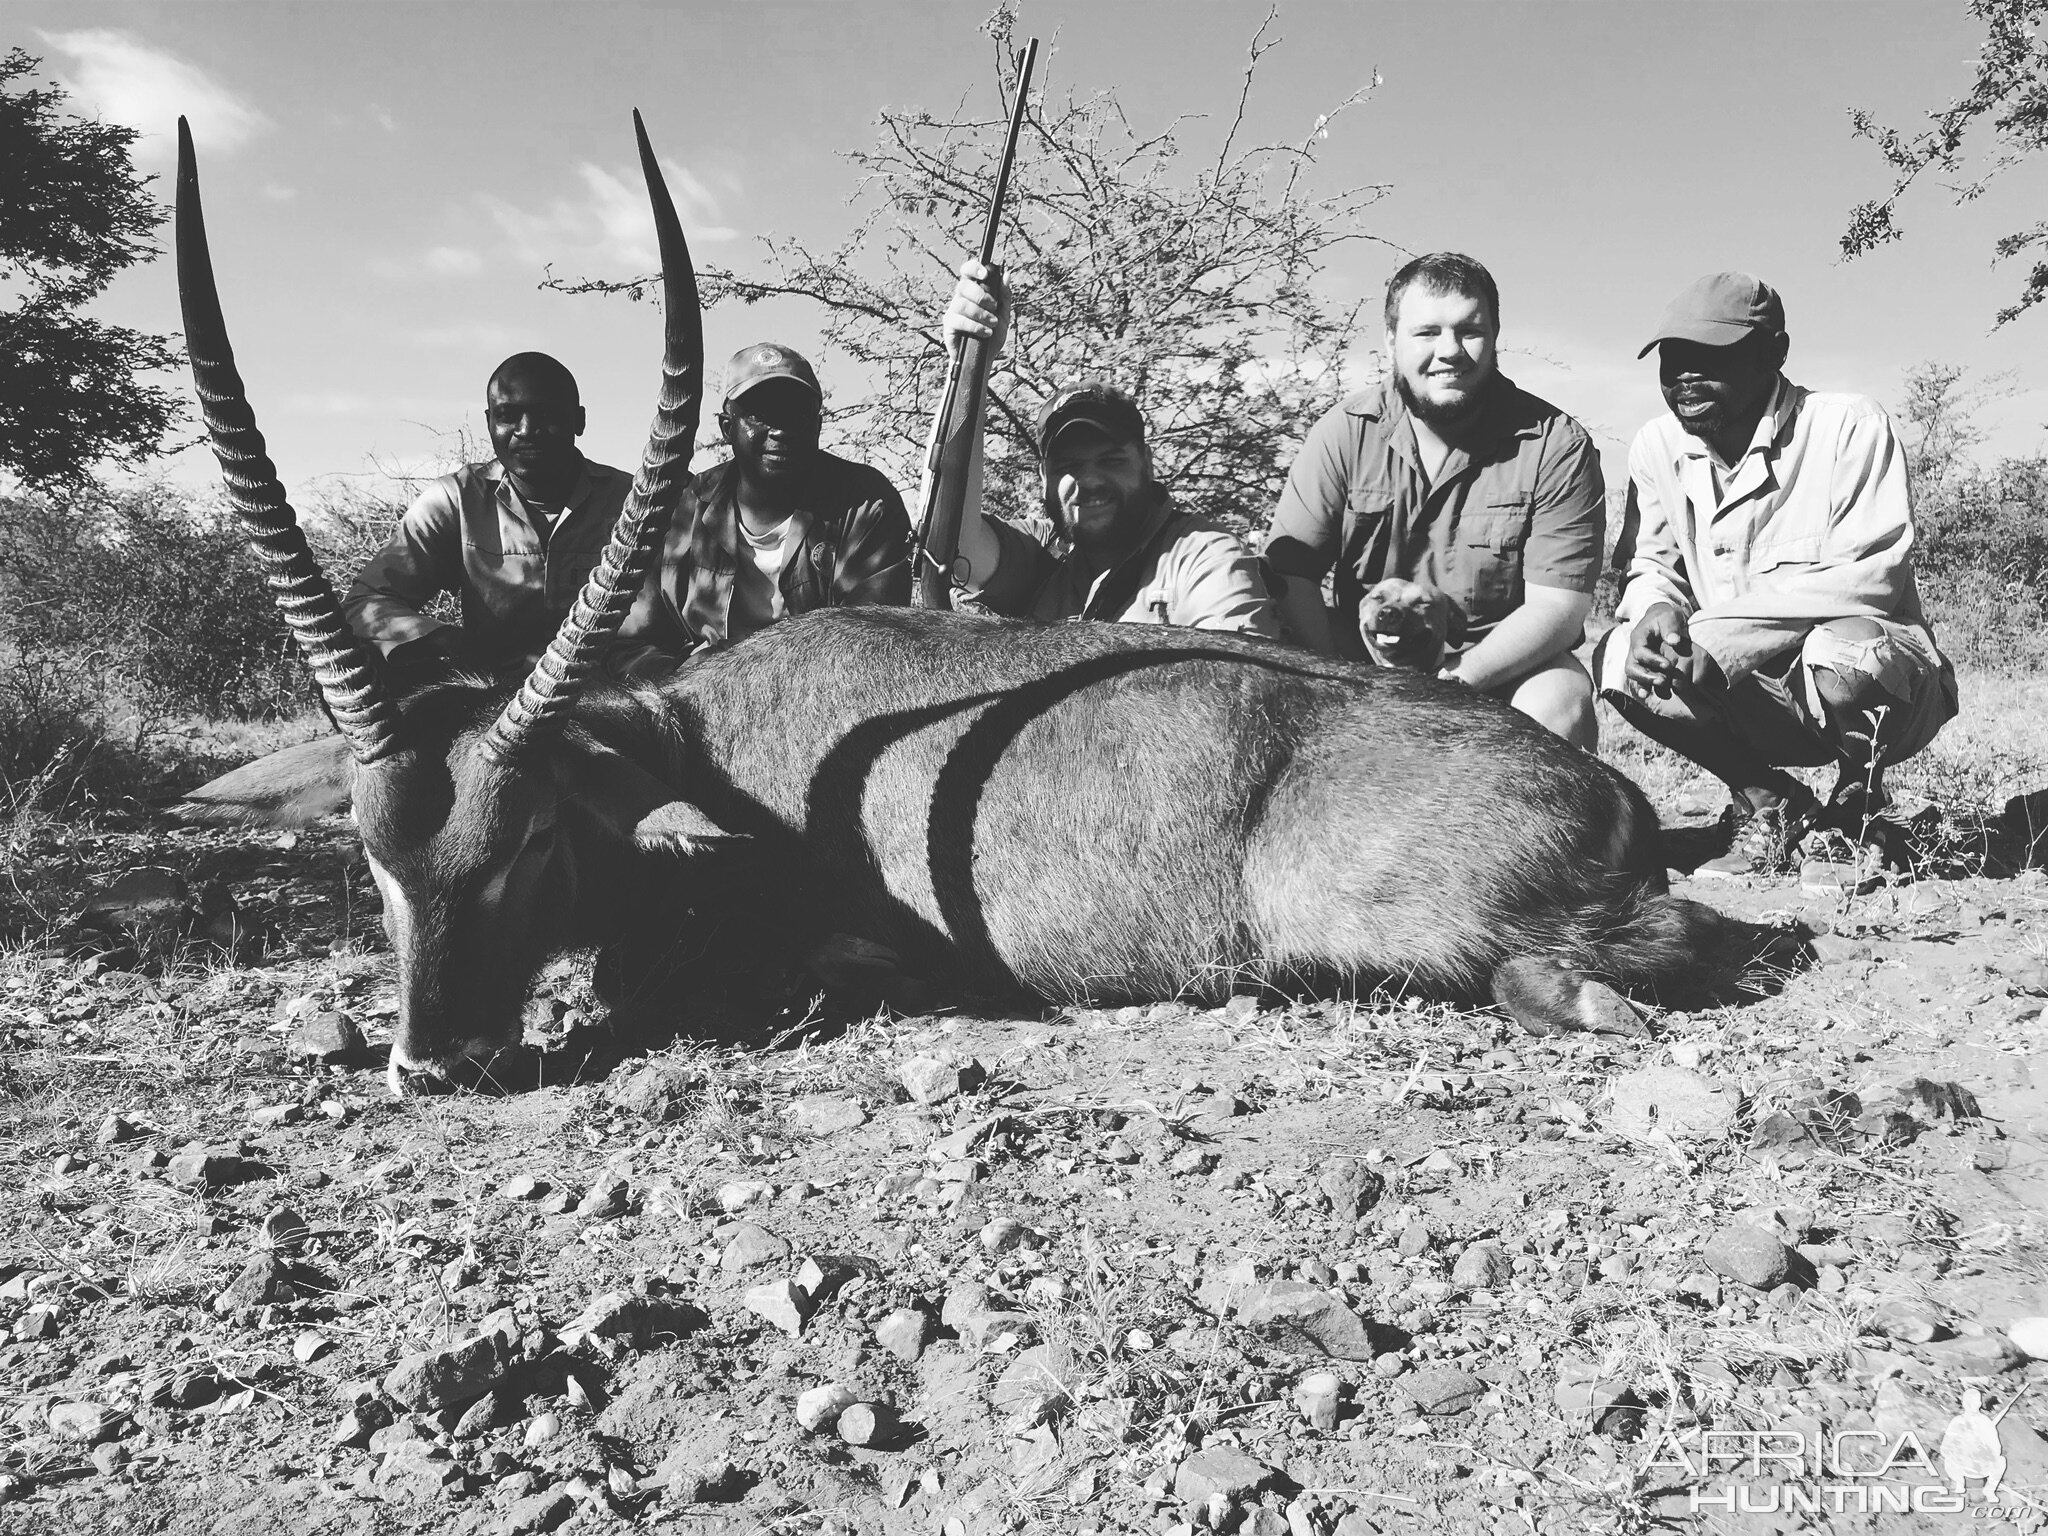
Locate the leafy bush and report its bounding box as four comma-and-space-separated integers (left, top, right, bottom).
1913, 453, 2048, 674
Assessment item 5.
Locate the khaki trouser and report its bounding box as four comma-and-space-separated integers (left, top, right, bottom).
1593, 615, 1958, 767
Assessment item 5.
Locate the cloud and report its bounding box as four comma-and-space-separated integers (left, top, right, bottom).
262, 185, 297, 203
38, 29, 267, 160
370, 245, 485, 282
407, 322, 519, 354
485, 155, 739, 272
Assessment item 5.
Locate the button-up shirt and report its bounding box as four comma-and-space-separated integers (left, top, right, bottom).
1614, 376, 1945, 679
975, 486, 1282, 637
344, 457, 633, 663
626, 450, 912, 652
1263, 376, 1605, 653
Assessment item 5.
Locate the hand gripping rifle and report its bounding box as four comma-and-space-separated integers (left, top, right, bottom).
914, 36, 1039, 611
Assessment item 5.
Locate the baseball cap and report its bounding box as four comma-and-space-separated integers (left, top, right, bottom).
722, 342, 821, 408
1638, 273, 1786, 358
1036, 382, 1146, 455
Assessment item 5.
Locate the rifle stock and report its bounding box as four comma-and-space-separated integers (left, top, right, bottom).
916, 36, 1038, 611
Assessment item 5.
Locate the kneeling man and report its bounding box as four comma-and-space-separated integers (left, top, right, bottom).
1262, 253, 1607, 747
929, 263, 1281, 637
1596, 272, 1958, 876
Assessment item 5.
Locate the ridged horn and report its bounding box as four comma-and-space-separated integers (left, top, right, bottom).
174, 118, 399, 765
482, 111, 703, 760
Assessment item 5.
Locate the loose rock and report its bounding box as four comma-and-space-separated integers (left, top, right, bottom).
899, 1055, 965, 1105
720, 1223, 791, 1271
47, 1402, 115, 1443
383, 1333, 505, 1412
1703, 1225, 1800, 1290
744, 1279, 809, 1337
289, 1011, 366, 1063
794, 1383, 857, 1432
1173, 1446, 1279, 1507
1294, 1371, 1342, 1430
1317, 1158, 1384, 1217
788, 1094, 868, 1135
875, 1307, 936, 1363
1607, 1066, 1739, 1140
1403, 1366, 1486, 1416
1451, 1242, 1512, 1290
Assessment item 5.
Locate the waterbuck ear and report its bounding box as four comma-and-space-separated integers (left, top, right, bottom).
173, 735, 355, 827
632, 801, 749, 857
566, 749, 748, 856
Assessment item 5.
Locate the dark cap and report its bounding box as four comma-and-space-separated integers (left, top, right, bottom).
722, 342, 821, 408
1036, 382, 1146, 456
1638, 273, 1786, 358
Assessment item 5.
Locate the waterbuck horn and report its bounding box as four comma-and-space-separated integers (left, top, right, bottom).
482, 111, 703, 760
174, 118, 400, 765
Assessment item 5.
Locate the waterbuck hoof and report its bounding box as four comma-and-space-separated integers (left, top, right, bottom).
1491, 958, 1649, 1039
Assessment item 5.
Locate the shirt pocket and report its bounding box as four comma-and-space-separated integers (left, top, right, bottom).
1748, 535, 1823, 573
1454, 496, 1531, 623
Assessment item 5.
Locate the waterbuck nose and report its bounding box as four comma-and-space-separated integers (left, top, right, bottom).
386, 1055, 457, 1099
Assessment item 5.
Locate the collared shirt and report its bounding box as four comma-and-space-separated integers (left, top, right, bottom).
628, 449, 912, 651
1614, 376, 1948, 680
1263, 376, 1606, 653
344, 457, 633, 662
973, 486, 1282, 637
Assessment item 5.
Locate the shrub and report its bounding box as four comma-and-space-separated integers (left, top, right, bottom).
1913, 453, 2048, 674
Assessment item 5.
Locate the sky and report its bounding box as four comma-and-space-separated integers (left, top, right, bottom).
14, 1, 2048, 509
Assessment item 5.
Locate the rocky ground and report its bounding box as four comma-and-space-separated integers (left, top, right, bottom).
4, 798, 2048, 1536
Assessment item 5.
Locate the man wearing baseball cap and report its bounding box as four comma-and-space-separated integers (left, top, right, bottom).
1596, 272, 1958, 880
347, 351, 637, 677
929, 261, 1280, 636
624, 341, 913, 661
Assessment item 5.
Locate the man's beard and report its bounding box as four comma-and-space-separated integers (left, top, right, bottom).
1396, 370, 1488, 428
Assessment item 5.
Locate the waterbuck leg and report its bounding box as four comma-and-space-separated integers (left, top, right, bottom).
1490, 956, 1648, 1038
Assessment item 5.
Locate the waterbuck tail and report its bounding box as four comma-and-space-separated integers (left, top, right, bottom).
174, 118, 399, 764
483, 111, 704, 760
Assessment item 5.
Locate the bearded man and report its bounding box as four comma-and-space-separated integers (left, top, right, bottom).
1261, 252, 1607, 746
927, 261, 1282, 637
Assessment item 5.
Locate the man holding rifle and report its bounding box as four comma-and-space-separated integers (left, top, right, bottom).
928, 261, 1282, 637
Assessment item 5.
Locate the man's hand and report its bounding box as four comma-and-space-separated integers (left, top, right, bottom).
387, 628, 484, 681
944, 259, 1008, 354
1624, 603, 1697, 698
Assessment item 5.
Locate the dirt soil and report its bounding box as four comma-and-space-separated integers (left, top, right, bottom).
4, 805, 2048, 1536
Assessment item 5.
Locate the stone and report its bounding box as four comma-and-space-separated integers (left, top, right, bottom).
293, 1329, 333, 1365
2009, 1317, 2048, 1359
1871, 1299, 1941, 1344
788, 1094, 868, 1135
1451, 1242, 1513, 1290
15, 1304, 61, 1340
660, 1455, 747, 1503
1606, 1066, 1739, 1140
288, 1010, 366, 1063
575, 1176, 629, 1219
523, 1412, 560, 1447
1294, 1371, 1342, 1430
1317, 1158, 1385, 1217
1396, 1224, 1432, 1259
503, 1488, 576, 1533
383, 1333, 505, 1411
794, 1383, 857, 1432
1403, 1366, 1486, 1416
1173, 1446, 1279, 1507
167, 1151, 272, 1189
1236, 1280, 1384, 1361
717, 1180, 774, 1214
719, 1223, 791, 1272
97, 1114, 138, 1146
562, 1290, 703, 1350
259, 1206, 310, 1254
899, 1055, 966, 1104
499, 1174, 545, 1201
981, 1217, 1029, 1252
875, 1307, 936, 1363
453, 1392, 500, 1439
214, 1253, 293, 1314
89, 1442, 129, 1476
1703, 1225, 1800, 1290
606, 1061, 697, 1122
47, 1402, 115, 1443
838, 1401, 893, 1447
1923, 1333, 2025, 1375
993, 1344, 1079, 1419
744, 1279, 809, 1336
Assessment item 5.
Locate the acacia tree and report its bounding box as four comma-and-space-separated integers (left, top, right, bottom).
1842, 0, 2048, 326
0, 49, 183, 485
556, 9, 1389, 536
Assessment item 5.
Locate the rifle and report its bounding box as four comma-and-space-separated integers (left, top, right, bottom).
914, 35, 1039, 611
